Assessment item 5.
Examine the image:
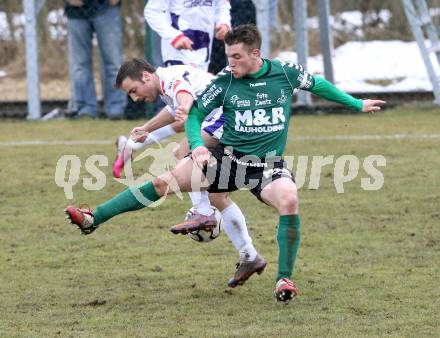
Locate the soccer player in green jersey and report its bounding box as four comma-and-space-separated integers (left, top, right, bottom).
65, 24, 385, 302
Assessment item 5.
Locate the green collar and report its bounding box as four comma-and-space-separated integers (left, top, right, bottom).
246, 59, 269, 79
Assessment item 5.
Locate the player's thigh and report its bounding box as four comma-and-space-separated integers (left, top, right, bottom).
173, 137, 190, 160
260, 178, 299, 214
156, 157, 209, 193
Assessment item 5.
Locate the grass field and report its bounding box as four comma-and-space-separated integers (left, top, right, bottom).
0, 105, 439, 337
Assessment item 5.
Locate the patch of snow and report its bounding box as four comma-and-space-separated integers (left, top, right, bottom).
277, 40, 439, 92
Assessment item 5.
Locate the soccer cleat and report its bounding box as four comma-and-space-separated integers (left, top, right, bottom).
170, 211, 217, 235
64, 205, 98, 235
274, 278, 298, 303
112, 135, 128, 178
227, 254, 267, 288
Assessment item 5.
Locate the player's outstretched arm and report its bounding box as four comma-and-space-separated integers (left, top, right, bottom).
361, 99, 386, 113
309, 76, 386, 112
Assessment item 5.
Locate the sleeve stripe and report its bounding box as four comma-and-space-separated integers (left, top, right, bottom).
299, 73, 310, 88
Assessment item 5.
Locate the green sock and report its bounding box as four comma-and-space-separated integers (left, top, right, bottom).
93, 181, 160, 226
276, 215, 301, 281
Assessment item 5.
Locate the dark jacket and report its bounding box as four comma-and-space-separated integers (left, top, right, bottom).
64, 0, 120, 19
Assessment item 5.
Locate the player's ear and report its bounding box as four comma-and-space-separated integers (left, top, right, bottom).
251, 48, 261, 59
141, 71, 152, 82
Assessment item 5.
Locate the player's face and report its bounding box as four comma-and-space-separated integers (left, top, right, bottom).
121, 72, 159, 103
225, 43, 261, 78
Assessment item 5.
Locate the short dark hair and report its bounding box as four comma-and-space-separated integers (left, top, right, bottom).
115, 58, 156, 88
224, 24, 262, 52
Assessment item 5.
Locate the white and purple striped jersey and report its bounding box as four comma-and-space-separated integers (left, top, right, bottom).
156, 64, 224, 138
144, 0, 231, 71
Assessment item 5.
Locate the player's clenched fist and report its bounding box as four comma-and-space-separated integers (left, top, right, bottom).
173, 36, 194, 51
215, 24, 230, 40
130, 126, 149, 143
192, 146, 211, 169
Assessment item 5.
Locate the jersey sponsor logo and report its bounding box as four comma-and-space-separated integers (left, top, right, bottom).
255, 92, 271, 106
224, 147, 268, 168
234, 108, 286, 133
201, 84, 223, 108
263, 167, 292, 179
230, 94, 251, 107
277, 89, 288, 104
250, 82, 266, 87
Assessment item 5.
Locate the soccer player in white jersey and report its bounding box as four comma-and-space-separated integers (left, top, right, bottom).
113, 0, 232, 177
112, 60, 225, 177
107, 58, 265, 288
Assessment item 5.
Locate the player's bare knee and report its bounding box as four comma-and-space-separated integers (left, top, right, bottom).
278, 193, 298, 214
152, 177, 169, 196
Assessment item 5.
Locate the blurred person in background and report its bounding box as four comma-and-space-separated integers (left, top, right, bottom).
65, 0, 126, 119
209, 0, 256, 74
144, 0, 231, 71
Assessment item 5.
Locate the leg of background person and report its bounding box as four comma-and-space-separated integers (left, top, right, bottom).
124, 95, 146, 120
67, 17, 97, 117
67, 45, 77, 115
94, 5, 126, 119
150, 27, 163, 116
260, 178, 300, 282
150, 29, 163, 68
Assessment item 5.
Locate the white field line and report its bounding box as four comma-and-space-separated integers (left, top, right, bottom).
0, 133, 439, 147
0, 140, 113, 147
289, 133, 440, 141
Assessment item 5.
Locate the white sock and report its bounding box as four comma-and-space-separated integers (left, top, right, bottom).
125, 125, 177, 154
144, 125, 176, 145
126, 138, 144, 152
188, 191, 213, 216
221, 203, 257, 261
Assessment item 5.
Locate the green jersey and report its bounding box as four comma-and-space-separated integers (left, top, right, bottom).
186, 59, 363, 158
